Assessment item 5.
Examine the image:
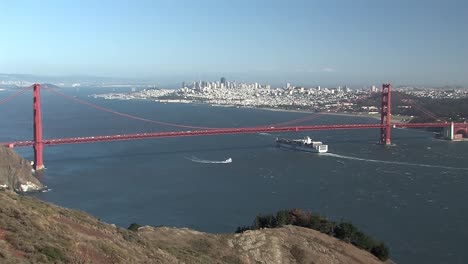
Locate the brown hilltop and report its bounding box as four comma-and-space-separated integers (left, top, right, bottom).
0, 190, 392, 264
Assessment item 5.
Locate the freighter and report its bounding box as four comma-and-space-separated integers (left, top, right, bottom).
276, 136, 328, 153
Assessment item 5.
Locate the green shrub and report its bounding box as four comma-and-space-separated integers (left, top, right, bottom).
39, 245, 67, 261
237, 209, 390, 261
334, 222, 358, 242
127, 223, 141, 232
371, 242, 390, 261
252, 214, 277, 229
275, 210, 290, 226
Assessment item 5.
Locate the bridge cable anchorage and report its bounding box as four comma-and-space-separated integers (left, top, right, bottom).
0, 85, 33, 105
42, 85, 220, 130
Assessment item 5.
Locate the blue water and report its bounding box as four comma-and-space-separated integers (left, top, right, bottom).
1, 87, 467, 264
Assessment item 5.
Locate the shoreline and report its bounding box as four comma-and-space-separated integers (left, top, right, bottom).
164, 98, 412, 123
96, 95, 412, 123
256, 106, 380, 119
235, 106, 411, 123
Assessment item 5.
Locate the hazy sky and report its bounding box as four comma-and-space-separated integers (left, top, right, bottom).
0, 0, 467, 86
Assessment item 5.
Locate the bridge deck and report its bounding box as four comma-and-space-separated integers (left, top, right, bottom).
2, 122, 451, 148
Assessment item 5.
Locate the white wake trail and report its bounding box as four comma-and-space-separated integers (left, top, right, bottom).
186, 156, 232, 164
323, 153, 468, 171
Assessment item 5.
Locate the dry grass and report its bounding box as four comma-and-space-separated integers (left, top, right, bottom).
0, 190, 389, 264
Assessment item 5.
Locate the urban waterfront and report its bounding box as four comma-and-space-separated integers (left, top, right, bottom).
1, 88, 468, 263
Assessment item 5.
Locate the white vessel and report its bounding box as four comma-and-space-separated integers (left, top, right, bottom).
276, 136, 328, 153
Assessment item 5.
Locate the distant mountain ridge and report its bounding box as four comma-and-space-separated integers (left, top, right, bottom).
0, 73, 149, 86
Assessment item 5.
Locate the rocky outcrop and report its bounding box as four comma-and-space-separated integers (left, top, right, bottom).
0, 190, 392, 264
139, 225, 392, 264
0, 146, 44, 192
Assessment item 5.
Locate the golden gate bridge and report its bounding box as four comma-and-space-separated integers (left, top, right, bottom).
1, 83, 466, 171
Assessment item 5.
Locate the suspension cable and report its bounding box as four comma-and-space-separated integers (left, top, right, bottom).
394, 92, 442, 121
43, 85, 219, 130
43, 85, 327, 130
269, 113, 322, 127
0, 85, 32, 105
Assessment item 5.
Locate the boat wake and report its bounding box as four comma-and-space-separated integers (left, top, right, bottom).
186, 156, 232, 164
323, 153, 468, 171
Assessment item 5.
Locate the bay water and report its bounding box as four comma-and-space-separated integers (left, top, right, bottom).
1, 87, 467, 263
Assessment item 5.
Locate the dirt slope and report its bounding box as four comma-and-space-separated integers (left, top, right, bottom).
0, 190, 391, 264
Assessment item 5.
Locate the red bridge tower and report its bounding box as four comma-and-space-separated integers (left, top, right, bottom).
33, 83, 44, 170
380, 83, 392, 145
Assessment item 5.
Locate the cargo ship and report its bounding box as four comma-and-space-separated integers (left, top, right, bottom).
276, 136, 328, 153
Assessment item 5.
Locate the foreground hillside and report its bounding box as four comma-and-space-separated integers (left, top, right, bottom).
0, 190, 391, 264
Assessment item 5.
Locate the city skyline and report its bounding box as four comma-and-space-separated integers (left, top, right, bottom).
1, 0, 467, 86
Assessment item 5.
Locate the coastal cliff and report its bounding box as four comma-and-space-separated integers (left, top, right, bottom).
0, 146, 44, 192
0, 190, 392, 264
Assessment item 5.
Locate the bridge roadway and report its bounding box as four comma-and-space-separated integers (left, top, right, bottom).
2, 122, 450, 148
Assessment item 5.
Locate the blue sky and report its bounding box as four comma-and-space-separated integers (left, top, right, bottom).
0, 0, 467, 86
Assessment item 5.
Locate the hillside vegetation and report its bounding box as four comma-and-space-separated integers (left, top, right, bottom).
237, 209, 389, 261
356, 92, 468, 122
0, 190, 393, 264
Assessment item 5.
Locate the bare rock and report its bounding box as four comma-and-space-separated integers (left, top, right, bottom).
0, 146, 44, 192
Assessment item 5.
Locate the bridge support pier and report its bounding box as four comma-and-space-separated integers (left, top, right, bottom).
380, 84, 392, 145
443, 122, 455, 141
33, 83, 44, 170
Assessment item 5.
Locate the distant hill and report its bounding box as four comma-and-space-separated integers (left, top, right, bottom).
356, 92, 468, 122
0, 73, 148, 86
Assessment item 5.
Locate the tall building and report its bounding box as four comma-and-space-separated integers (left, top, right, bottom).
220, 77, 226, 85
